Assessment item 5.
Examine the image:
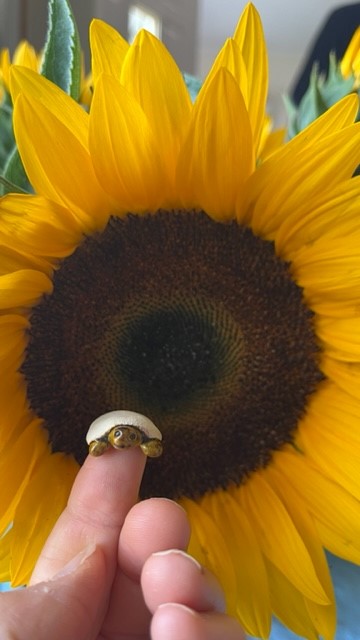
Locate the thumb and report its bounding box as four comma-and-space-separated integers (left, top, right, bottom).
0, 544, 108, 640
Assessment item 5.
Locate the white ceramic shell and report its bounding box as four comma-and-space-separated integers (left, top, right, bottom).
86, 410, 162, 444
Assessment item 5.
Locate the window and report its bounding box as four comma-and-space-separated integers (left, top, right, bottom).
128, 4, 162, 42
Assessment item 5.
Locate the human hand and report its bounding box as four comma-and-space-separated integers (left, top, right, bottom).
0, 446, 245, 639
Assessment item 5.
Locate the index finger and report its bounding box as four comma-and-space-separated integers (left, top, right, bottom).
30, 446, 146, 584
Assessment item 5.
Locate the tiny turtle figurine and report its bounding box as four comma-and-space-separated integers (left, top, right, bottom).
86, 410, 163, 458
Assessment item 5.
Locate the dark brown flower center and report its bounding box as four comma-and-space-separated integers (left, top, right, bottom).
22, 210, 323, 499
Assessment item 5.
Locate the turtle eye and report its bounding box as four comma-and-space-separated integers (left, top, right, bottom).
129, 430, 138, 441
114, 428, 123, 439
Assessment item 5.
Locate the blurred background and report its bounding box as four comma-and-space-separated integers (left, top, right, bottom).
0, 0, 359, 126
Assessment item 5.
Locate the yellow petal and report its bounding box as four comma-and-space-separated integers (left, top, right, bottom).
292, 234, 360, 311
266, 463, 334, 596
237, 94, 359, 226
266, 463, 336, 639
201, 38, 249, 107
276, 448, 360, 563
90, 19, 129, 84
240, 472, 329, 604
0, 527, 12, 582
233, 3, 268, 154
0, 48, 11, 89
304, 380, 360, 444
120, 30, 191, 186
13, 93, 109, 224
0, 243, 52, 276
288, 93, 359, 144
243, 122, 360, 237
176, 68, 254, 219
180, 496, 238, 615
316, 519, 360, 564
0, 374, 30, 451
12, 41, 38, 71
276, 176, 360, 258
340, 26, 360, 77
204, 489, 271, 638
0, 194, 83, 257
322, 356, 360, 402
316, 316, 360, 362
0, 270, 52, 310
265, 559, 319, 640
10, 67, 89, 147
302, 422, 360, 503
0, 314, 28, 373
258, 123, 285, 161
89, 73, 168, 211
0, 419, 49, 534
299, 388, 360, 502
11, 453, 78, 586
309, 297, 359, 319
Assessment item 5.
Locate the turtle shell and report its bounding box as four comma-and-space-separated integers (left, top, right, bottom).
86, 410, 162, 444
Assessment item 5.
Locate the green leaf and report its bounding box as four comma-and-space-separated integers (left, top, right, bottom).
0, 100, 16, 172
320, 53, 354, 106
296, 67, 328, 131
284, 69, 328, 139
0, 146, 31, 195
40, 0, 81, 100
283, 94, 299, 139
285, 52, 358, 139
183, 72, 202, 102
0, 174, 29, 195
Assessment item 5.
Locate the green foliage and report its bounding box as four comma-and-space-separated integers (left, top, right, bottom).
183, 72, 202, 102
0, 95, 30, 195
41, 0, 81, 100
0, 97, 15, 172
285, 53, 356, 138
0, 0, 82, 195
0, 147, 31, 195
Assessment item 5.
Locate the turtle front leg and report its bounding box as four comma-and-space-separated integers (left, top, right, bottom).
140, 438, 163, 458
89, 438, 109, 456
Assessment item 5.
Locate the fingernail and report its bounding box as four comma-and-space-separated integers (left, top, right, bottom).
158, 602, 197, 617
150, 497, 187, 515
151, 548, 202, 571
52, 543, 97, 579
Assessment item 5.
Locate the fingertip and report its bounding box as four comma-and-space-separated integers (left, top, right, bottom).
119, 497, 191, 578
142, 548, 225, 614
151, 604, 246, 640
151, 603, 200, 640
69, 447, 146, 529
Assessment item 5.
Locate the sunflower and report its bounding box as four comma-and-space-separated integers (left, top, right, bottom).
1, 3, 360, 638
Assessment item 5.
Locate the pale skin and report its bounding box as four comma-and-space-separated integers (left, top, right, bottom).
0, 447, 245, 640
